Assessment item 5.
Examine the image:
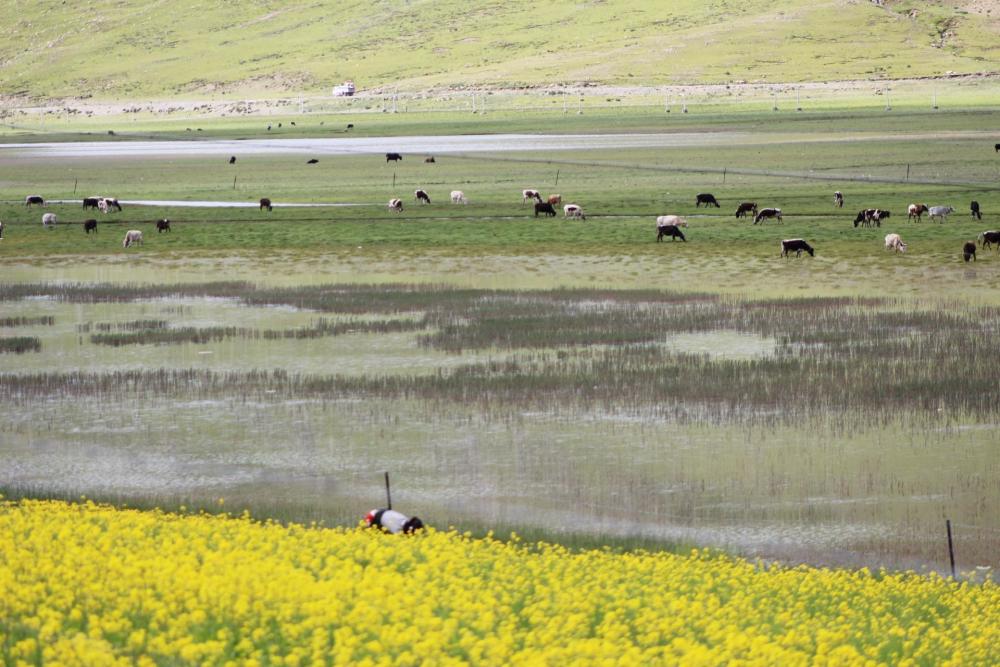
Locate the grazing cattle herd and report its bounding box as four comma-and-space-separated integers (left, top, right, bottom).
4, 147, 996, 264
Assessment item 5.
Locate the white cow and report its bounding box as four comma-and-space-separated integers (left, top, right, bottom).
884, 233, 907, 253
122, 230, 143, 248
41, 213, 57, 227
564, 204, 586, 220
98, 198, 109, 214
387, 198, 403, 213
928, 206, 954, 223
656, 215, 687, 228
522, 189, 541, 204
450, 190, 467, 204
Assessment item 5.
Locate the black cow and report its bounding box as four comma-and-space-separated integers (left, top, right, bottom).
656, 224, 686, 242
424, 156, 436, 163
735, 202, 757, 219
24, 195, 44, 206
781, 239, 814, 257
386, 152, 403, 163
307, 158, 319, 164
229, 156, 236, 164
971, 201, 982, 220
82, 197, 101, 210
415, 189, 431, 204
978, 230, 1000, 249
534, 202, 556, 217
695, 193, 720, 208
83, 219, 97, 234
995, 143, 1000, 153
260, 198, 273, 211
964, 241, 977, 262
156, 219, 171, 233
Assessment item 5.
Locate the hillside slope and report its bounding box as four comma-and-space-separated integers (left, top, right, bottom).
2, 0, 998, 100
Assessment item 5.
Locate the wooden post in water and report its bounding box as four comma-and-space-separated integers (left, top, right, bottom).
946, 519, 956, 579
384, 471, 392, 510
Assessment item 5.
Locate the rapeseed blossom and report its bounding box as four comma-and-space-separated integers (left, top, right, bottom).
1, 499, 998, 665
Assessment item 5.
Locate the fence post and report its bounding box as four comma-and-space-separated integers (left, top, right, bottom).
946, 519, 956, 579
905, 164, 910, 181
384, 471, 392, 510
555, 169, 560, 187
723, 168, 726, 184
392, 171, 396, 188
73, 178, 78, 194
233, 175, 237, 190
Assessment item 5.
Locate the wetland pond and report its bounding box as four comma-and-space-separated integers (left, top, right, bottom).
3, 280, 998, 574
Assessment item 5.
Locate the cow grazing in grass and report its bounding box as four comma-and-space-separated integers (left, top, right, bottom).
978, 230, 1000, 249
450, 190, 467, 204
306, 158, 319, 164
42, 213, 57, 227
564, 204, 586, 220
834, 191, 844, 208
386, 152, 403, 163
156, 219, 171, 233
656, 215, 687, 228
853, 209, 873, 227
388, 198, 403, 213
995, 143, 1000, 153
884, 233, 907, 253
971, 201, 982, 220
229, 156, 236, 164
84, 219, 97, 234
780, 238, 814, 258
259, 198, 273, 211
547, 194, 562, 206
424, 156, 436, 163
82, 197, 101, 210
97, 197, 122, 213
907, 203, 929, 221
656, 224, 686, 242
754, 208, 782, 224
695, 193, 720, 208
929, 205, 954, 223
122, 230, 143, 248
964, 241, 977, 262
522, 189, 542, 204
534, 202, 556, 217
735, 202, 757, 219
414, 189, 431, 204
24, 195, 44, 206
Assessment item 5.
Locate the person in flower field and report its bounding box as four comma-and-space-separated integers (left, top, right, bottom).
364, 508, 424, 534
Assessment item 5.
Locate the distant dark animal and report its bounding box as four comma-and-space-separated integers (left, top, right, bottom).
781, 238, 814, 258
834, 191, 844, 208
547, 194, 562, 206
0, 220, 3, 239
122, 230, 143, 248
307, 158, 319, 164
83, 219, 97, 234
964, 241, 977, 262
386, 152, 403, 163
267, 125, 272, 131
995, 143, 1000, 153
929, 205, 955, 223
522, 189, 542, 204
156, 219, 171, 233
907, 203, 928, 221
259, 198, 273, 211
346, 124, 353, 129
754, 208, 782, 224
278, 123, 282, 128
414, 189, 431, 204
82, 197, 101, 210
656, 224, 686, 242
971, 201, 982, 220
388, 198, 403, 213
424, 156, 435, 163
695, 193, 720, 208
735, 202, 757, 219
25, 195, 44, 206
534, 202, 556, 217
978, 230, 1000, 249
290, 122, 295, 126
229, 156, 236, 164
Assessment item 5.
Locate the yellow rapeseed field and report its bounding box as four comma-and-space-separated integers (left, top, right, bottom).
1, 499, 997, 666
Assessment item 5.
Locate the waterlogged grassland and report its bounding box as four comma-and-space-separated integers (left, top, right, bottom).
2, 284, 1000, 569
